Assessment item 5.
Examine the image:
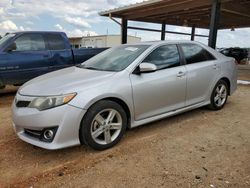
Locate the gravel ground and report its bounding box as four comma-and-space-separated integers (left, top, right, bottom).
0, 66, 249, 187
238, 65, 250, 81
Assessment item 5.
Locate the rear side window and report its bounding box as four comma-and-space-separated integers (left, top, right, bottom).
181, 44, 215, 64
47, 34, 65, 50
143, 44, 180, 70
14, 34, 46, 51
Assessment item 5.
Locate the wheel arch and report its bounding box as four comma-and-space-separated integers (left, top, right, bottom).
80, 96, 132, 130
0, 77, 4, 88
220, 77, 231, 95
99, 97, 131, 129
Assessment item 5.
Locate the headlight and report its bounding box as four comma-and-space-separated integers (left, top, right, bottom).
28, 93, 76, 111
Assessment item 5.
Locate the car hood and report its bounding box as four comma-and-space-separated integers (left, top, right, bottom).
18, 66, 116, 96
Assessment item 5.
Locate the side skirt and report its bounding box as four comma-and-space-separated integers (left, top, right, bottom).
130, 101, 210, 128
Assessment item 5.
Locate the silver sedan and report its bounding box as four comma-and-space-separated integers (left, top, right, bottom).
12, 41, 237, 150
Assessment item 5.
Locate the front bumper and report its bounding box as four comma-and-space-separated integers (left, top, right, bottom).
12, 93, 86, 150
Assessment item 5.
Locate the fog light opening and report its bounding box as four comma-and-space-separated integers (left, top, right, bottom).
43, 129, 54, 140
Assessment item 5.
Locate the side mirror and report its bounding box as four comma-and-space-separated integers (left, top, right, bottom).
5, 43, 17, 52
139, 62, 157, 73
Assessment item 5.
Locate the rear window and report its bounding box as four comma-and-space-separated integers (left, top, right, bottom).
181, 44, 215, 64
47, 34, 65, 50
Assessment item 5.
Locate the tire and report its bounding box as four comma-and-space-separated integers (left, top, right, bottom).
0, 85, 5, 89
79, 100, 127, 150
208, 80, 229, 110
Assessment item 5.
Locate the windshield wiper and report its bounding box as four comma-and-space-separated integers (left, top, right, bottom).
83, 66, 101, 70
77, 65, 115, 72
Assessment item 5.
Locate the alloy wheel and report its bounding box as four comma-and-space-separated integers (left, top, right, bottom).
214, 84, 227, 107
90, 109, 123, 145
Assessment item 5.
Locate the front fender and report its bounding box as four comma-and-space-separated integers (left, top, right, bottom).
68, 75, 134, 123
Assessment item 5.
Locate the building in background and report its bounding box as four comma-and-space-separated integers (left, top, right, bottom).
69, 35, 141, 48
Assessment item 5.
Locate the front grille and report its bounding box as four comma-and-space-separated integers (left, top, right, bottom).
16, 101, 31, 108
24, 129, 42, 139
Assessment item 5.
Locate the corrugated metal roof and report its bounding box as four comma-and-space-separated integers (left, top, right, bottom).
100, 0, 250, 29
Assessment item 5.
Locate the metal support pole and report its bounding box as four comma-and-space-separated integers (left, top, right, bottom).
208, 0, 221, 48
191, 24, 196, 41
161, 22, 166, 40
121, 18, 128, 44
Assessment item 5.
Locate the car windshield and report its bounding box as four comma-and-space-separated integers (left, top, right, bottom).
78, 45, 149, 72
0, 33, 15, 47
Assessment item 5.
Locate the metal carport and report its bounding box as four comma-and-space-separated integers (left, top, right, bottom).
100, 0, 250, 48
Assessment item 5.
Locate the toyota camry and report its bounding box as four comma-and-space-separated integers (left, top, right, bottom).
12, 41, 237, 150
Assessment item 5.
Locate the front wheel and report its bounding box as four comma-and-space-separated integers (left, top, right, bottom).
79, 100, 127, 150
208, 80, 229, 110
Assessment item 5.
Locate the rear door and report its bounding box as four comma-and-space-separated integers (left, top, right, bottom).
179, 43, 219, 106
1, 33, 50, 85
46, 34, 74, 71
130, 44, 187, 121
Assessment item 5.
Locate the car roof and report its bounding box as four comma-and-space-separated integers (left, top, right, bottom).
11, 31, 66, 35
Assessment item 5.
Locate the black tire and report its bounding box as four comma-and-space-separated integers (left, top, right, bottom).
208, 80, 229, 110
79, 100, 127, 150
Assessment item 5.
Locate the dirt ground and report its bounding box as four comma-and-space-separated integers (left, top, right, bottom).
238, 65, 250, 81
0, 66, 250, 188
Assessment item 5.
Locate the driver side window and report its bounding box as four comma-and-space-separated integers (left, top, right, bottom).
13, 34, 46, 52
143, 44, 180, 70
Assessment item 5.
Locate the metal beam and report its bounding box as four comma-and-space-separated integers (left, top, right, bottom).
127, 26, 208, 38
161, 22, 166, 40
191, 24, 196, 41
109, 13, 121, 25
121, 18, 128, 44
208, 0, 221, 48
221, 8, 250, 19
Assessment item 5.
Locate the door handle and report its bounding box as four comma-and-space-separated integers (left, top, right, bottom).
213, 64, 218, 69
177, 71, 186, 77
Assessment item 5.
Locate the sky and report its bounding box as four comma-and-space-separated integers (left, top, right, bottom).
0, 0, 250, 48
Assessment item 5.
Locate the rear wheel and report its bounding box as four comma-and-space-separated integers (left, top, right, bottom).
80, 100, 127, 150
208, 80, 228, 110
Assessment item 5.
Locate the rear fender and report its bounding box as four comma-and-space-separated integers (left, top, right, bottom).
0, 75, 4, 88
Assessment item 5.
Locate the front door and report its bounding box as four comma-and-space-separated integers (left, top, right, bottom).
130, 44, 187, 121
